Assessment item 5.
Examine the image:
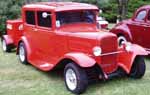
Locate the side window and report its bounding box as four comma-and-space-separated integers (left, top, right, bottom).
25, 11, 35, 25
37, 11, 52, 28
135, 10, 147, 21
147, 10, 150, 21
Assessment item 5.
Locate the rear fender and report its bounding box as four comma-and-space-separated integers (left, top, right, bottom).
2, 35, 14, 45
17, 36, 31, 57
118, 44, 148, 74
63, 52, 96, 68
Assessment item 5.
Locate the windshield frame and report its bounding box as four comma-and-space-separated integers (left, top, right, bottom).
55, 10, 97, 26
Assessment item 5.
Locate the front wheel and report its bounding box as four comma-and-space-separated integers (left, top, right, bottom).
129, 56, 146, 79
64, 63, 88, 94
118, 35, 127, 46
2, 39, 11, 52
18, 42, 28, 64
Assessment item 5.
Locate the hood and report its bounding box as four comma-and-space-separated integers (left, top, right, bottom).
67, 31, 117, 40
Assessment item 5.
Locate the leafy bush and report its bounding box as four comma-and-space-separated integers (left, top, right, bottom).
0, 0, 150, 35
0, 0, 24, 35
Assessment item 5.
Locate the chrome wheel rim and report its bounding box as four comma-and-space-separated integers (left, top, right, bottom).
65, 68, 77, 90
118, 36, 127, 46
2, 40, 7, 51
19, 44, 25, 62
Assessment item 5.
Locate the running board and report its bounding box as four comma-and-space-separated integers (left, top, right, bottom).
106, 69, 125, 79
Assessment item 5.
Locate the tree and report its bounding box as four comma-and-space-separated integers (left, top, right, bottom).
117, 0, 129, 21
0, 0, 47, 35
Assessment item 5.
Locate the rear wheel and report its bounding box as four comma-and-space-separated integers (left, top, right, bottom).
18, 42, 28, 64
129, 56, 146, 79
2, 39, 11, 52
64, 63, 88, 94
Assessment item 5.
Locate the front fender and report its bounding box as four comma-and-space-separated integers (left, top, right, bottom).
118, 44, 148, 74
2, 35, 14, 45
111, 24, 132, 41
63, 52, 96, 68
130, 44, 148, 55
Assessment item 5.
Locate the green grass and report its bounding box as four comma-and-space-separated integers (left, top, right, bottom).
108, 23, 115, 29
0, 42, 150, 95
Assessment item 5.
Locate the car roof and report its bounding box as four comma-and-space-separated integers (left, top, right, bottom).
23, 2, 99, 12
138, 5, 150, 10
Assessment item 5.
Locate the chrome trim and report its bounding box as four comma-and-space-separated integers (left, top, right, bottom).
145, 48, 150, 51
145, 48, 150, 54
99, 51, 124, 56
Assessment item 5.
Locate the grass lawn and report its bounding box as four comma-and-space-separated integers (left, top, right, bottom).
108, 23, 115, 29
0, 42, 150, 95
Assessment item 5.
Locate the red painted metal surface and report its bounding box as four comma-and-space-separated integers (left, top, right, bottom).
3, 2, 148, 77
110, 5, 150, 50
3, 19, 23, 46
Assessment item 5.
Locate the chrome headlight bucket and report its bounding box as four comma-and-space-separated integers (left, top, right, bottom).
93, 46, 102, 56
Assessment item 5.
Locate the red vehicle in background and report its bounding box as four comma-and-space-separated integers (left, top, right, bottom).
1, 2, 148, 94
97, 16, 109, 29
110, 5, 150, 53
2, 20, 23, 52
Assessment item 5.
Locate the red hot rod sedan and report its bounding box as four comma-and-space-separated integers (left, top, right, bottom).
1, 2, 148, 94
110, 5, 150, 53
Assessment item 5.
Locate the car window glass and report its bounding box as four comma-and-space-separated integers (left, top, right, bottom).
147, 10, 150, 21
135, 10, 147, 21
37, 11, 51, 28
56, 10, 95, 25
25, 11, 35, 25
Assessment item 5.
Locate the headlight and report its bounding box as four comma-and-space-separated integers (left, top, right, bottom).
125, 42, 132, 52
93, 46, 102, 56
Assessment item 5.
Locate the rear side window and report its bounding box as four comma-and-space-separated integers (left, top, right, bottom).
25, 11, 35, 25
135, 10, 147, 21
147, 10, 150, 21
37, 11, 52, 28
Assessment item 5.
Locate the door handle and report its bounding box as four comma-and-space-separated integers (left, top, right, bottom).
33, 28, 38, 32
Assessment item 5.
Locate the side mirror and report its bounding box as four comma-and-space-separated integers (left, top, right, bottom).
56, 20, 60, 28
42, 12, 49, 18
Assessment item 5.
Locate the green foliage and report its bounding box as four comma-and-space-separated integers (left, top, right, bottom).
0, 0, 47, 35
102, 0, 150, 22
73, 0, 150, 22
1, 0, 150, 34
127, 0, 150, 18
0, 0, 24, 34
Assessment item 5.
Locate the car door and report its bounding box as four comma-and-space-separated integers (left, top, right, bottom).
128, 9, 148, 47
145, 9, 150, 49
35, 10, 57, 64
23, 10, 38, 60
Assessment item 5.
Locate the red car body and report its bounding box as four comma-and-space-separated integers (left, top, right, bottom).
110, 5, 150, 53
1, 2, 148, 94
2, 20, 23, 51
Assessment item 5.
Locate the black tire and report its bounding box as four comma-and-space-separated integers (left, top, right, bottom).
129, 56, 146, 79
18, 42, 28, 65
64, 63, 88, 94
1, 39, 11, 52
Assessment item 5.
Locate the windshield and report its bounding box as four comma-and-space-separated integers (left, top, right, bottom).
56, 10, 96, 25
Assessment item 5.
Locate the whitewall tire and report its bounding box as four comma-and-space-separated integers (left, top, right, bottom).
118, 36, 127, 46
2, 39, 11, 52
64, 63, 88, 94
18, 42, 28, 64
